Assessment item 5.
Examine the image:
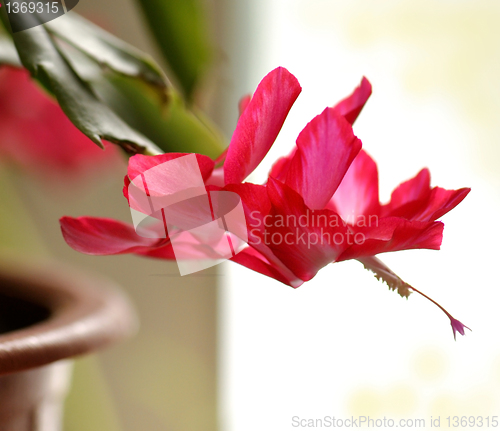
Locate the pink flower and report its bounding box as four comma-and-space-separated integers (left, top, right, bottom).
60, 67, 470, 338
0, 67, 119, 181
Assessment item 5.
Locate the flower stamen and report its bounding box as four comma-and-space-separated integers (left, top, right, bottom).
358, 256, 470, 340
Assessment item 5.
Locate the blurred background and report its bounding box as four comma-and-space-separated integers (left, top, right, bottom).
222, 0, 499, 430
1, 0, 499, 430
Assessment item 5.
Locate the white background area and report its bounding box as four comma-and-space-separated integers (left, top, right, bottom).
220, 1, 500, 430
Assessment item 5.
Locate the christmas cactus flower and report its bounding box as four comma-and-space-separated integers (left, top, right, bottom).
60, 67, 470, 339
0, 67, 119, 181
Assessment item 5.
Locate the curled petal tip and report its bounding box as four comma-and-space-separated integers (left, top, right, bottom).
450, 317, 471, 340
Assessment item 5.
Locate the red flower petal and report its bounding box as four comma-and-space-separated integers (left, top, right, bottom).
382, 168, 431, 216
127, 153, 214, 182
214, 149, 228, 167
332, 77, 372, 125
139, 229, 236, 261
268, 147, 297, 182
136, 244, 176, 259
206, 166, 225, 187
266, 79, 371, 185
125, 153, 215, 216
224, 67, 301, 184
328, 149, 380, 221
224, 183, 271, 224
238, 94, 252, 117
337, 217, 444, 261
416, 187, 470, 221
230, 247, 302, 287
382, 169, 470, 222
266, 178, 350, 281
60, 216, 165, 255
224, 182, 304, 287
285, 108, 362, 209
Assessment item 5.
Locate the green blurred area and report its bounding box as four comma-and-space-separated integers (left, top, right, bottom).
0, 167, 46, 255
0, 4, 225, 158
64, 357, 124, 431
0, 1, 221, 430
135, 0, 214, 102
94, 75, 225, 158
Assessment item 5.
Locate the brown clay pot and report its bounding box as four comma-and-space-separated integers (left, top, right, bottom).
0, 260, 137, 431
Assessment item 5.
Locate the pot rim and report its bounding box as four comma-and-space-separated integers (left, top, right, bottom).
0, 259, 138, 375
